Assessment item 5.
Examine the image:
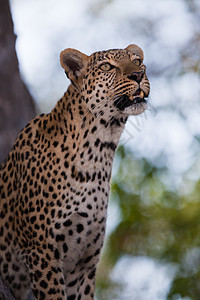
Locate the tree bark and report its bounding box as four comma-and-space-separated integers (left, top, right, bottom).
0, 0, 36, 164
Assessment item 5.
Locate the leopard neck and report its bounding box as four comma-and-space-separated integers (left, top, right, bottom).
50, 84, 127, 174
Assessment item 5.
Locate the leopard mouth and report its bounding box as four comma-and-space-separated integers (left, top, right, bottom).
114, 89, 147, 111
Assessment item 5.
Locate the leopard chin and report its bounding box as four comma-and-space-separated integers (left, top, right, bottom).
124, 100, 147, 115
114, 93, 148, 115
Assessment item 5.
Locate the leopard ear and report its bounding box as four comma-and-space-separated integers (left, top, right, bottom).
125, 44, 144, 61
60, 48, 88, 84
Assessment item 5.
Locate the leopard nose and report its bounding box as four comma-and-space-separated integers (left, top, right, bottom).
127, 71, 144, 83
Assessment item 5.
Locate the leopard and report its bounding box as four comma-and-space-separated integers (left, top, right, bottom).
0, 44, 150, 300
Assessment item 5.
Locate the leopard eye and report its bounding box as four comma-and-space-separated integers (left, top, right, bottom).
133, 59, 141, 66
100, 63, 113, 71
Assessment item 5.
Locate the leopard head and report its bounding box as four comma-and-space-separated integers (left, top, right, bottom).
60, 45, 150, 117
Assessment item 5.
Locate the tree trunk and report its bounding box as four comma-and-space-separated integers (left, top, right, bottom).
0, 0, 36, 164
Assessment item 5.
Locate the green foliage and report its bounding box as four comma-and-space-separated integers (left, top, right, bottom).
96, 145, 200, 300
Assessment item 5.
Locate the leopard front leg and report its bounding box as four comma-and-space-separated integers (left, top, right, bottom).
65, 267, 97, 300
27, 248, 66, 300
77, 267, 97, 300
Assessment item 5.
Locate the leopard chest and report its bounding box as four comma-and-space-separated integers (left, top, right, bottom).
57, 180, 110, 273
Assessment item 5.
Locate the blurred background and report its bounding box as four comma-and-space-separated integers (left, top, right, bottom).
0, 0, 200, 299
